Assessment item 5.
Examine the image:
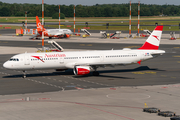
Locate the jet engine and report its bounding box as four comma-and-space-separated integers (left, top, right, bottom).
65, 34, 71, 38
73, 66, 91, 75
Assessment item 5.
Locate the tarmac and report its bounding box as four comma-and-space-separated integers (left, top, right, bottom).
1, 85, 180, 120
0, 32, 180, 120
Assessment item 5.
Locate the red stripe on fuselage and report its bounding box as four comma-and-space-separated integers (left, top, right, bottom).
32, 56, 44, 62
138, 42, 159, 50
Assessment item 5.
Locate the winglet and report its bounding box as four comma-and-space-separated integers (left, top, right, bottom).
138, 26, 163, 50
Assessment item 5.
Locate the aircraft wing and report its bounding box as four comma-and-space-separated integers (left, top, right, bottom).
65, 62, 132, 69
74, 62, 132, 68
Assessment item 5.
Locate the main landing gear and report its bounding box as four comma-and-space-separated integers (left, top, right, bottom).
92, 66, 99, 76
92, 71, 99, 76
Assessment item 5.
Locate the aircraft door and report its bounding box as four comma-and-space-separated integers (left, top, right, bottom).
59, 57, 64, 64
100, 54, 104, 62
24, 55, 30, 65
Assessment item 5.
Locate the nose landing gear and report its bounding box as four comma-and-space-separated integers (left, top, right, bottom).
23, 70, 26, 78
92, 66, 99, 76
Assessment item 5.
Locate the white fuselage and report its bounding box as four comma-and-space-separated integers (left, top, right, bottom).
46, 29, 72, 36
3, 49, 165, 71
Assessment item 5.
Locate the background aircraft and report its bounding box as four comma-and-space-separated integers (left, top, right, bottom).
30, 16, 72, 39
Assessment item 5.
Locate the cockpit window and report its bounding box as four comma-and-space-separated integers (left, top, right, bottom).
9, 58, 19, 61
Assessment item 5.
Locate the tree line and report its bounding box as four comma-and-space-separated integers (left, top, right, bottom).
0, 2, 180, 18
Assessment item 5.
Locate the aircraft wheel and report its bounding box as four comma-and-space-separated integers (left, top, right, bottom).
23, 70, 26, 78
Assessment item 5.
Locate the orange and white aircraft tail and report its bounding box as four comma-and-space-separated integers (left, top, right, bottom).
138, 26, 163, 50
36, 16, 44, 32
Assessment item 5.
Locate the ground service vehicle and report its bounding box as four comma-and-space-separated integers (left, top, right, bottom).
143, 107, 159, 113
170, 115, 180, 120
158, 111, 175, 117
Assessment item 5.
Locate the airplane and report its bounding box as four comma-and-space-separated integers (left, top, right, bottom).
29, 16, 72, 39
4, 26, 165, 78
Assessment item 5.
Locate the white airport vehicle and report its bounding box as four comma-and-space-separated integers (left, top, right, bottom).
29, 16, 72, 39
4, 26, 165, 78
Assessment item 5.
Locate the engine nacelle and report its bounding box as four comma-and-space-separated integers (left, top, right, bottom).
73, 66, 91, 75
65, 34, 71, 38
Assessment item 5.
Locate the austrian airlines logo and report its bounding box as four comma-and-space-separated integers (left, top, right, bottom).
152, 35, 159, 41
32, 56, 44, 62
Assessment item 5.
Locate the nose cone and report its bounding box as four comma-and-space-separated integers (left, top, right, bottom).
3, 61, 10, 69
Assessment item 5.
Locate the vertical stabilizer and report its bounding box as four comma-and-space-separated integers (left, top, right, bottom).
138, 26, 163, 50
36, 16, 42, 32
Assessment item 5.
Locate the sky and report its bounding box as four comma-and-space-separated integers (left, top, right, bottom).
0, 0, 179, 5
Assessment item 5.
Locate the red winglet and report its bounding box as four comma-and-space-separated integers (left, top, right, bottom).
154, 25, 163, 31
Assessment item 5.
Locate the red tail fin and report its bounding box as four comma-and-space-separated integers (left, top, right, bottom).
36, 16, 42, 32
138, 26, 163, 50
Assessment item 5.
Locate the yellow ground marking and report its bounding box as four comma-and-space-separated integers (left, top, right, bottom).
132, 72, 145, 74
144, 71, 156, 74
171, 77, 176, 79
87, 44, 92, 46
79, 44, 85, 46
161, 75, 167, 77
174, 47, 180, 49
132, 71, 156, 74
79, 44, 92, 46
177, 61, 180, 63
